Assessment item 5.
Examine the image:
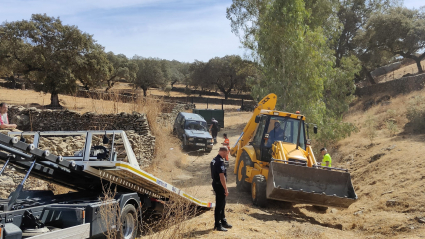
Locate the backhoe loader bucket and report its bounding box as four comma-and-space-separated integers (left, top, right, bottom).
266, 161, 357, 208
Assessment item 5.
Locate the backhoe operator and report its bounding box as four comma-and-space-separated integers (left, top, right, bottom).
266, 121, 285, 147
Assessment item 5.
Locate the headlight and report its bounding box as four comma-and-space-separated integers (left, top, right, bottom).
188, 137, 195, 141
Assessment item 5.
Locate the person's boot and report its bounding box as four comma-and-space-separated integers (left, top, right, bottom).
221, 219, 233, 229
214, 224, 228, 231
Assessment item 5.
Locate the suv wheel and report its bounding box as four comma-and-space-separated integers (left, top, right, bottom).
182, 137, 189, 150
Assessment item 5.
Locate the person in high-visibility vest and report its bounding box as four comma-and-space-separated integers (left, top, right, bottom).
320, 148, 332, 168
222, 133, 230, 161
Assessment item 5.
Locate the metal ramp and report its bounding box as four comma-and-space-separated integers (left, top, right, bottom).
0, 131, 214, 209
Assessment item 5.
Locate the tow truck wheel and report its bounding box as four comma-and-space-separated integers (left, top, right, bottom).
121, 204, 138, 239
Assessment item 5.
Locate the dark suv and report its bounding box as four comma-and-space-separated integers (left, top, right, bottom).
173, 112, 214, 152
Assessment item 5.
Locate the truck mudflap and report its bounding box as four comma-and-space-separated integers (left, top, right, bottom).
266, 161, 357, 208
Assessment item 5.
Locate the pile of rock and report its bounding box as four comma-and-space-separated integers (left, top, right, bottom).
0, 164, 48, 199
7, 106, 156, 162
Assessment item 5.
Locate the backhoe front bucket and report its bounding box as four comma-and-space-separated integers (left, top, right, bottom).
266, 161, 357, 208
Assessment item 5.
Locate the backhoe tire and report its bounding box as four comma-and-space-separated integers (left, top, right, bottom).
236, 151, 251, 192
252, 175, 267, 208
121, 204, 138, 239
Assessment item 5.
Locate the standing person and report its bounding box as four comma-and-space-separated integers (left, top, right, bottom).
320, 148, 332, 168
221, 133, 230, 161
0, 103, 17, 129
209, 118, 219, 144
210, 146, 232, 231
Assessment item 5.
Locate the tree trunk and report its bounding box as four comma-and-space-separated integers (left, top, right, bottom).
9, 76, 16, 89
415, 59, 423, 73
142, 88, 147, 97
50, 93, 61, 107
224, 92, 229, 100
106, 80, 115, 92
362, 65, 377, 84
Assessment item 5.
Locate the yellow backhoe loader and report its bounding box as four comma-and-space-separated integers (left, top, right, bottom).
231, 93, 357, 208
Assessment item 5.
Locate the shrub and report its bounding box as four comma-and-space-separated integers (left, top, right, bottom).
406, 95, 425, 133
364, 115, 377, 144
386, 120, 398, 137
386, 109, 397, 119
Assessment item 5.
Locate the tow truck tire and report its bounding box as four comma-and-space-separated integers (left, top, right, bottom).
121, 204, 138, 239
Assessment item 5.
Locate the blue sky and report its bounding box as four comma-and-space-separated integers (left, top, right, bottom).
0, 0, 423, 62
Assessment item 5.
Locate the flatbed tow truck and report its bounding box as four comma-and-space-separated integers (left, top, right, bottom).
0, 130, 213, 239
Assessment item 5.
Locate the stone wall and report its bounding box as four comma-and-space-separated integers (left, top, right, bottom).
355, 73, 425, 97
7, 106, 156, 163
371, 62, 402, 78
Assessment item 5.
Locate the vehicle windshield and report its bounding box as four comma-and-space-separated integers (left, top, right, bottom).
185, 120, 207, 131
265, 116, 306, 149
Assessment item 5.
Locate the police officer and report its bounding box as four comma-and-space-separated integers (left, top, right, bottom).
210, 146, 232, 231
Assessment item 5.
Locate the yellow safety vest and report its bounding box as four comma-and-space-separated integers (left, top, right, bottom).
321, 154, 332, 167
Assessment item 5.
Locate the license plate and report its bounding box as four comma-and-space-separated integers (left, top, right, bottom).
196, 143, 205, 146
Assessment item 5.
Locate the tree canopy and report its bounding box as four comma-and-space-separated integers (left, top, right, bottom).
357, 7, 425, 73
0, 14, 109, 106
227, 0, 361, 144
105, 52, 138, 92
132, 56, 167, 96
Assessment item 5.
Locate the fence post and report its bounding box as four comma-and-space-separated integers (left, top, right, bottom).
207, 98, 209, 109
241, 98, 244, 109
222, 99, 224, 110
191, 97, 194, 104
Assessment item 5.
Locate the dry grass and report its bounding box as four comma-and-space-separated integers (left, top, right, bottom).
142, 197, 201, 239
99, 185, 123, 239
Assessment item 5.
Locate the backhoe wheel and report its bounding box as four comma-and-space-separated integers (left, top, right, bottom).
121, 204, 138, 239
236, 151, 250, 192
252, 175, 267, 208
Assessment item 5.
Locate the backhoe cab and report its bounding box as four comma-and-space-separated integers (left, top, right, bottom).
231, 94, 357, 208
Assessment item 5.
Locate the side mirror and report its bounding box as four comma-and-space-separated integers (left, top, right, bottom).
255, 115, 261, 123
313, 126, 318, 134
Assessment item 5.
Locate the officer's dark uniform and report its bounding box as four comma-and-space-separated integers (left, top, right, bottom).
210, 153, 227, 228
